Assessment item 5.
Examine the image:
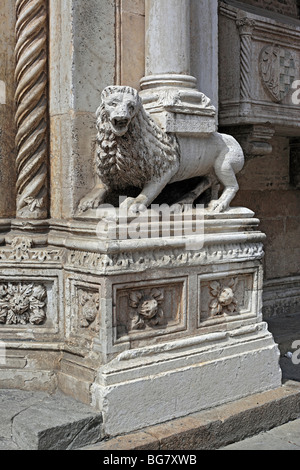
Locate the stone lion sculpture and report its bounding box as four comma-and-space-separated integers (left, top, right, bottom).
78, 85, 244, 214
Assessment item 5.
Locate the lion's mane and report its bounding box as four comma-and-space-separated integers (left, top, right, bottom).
95, 86, 180, 191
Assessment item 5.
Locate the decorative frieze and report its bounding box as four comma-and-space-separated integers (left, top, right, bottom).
0, 282, 47, 325
67, 243, 264, 273
0, 237, 63, 264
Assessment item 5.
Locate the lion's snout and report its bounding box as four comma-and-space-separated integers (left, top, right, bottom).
110, 114, 131, 136
112, 116, 130, 127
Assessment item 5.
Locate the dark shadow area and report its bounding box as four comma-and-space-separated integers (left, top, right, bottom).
266, 314, 300, 383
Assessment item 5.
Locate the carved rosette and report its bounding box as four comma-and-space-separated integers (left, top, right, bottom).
129, 288, 165, 330
0, 283, 47, 325
15, 0, 49, 218
209, 278, 238, 317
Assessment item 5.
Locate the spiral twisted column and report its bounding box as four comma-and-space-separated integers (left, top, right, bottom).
236, 18, 256, 116
15, 0, 48, 219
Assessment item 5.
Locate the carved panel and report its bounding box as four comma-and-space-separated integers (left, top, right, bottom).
66, 281, 101, 340
0, 282, 47, 325
114, 279, 187, 341
78, 289, 100, 332
199, 273, 255, 325
259, 45, 296, 103
219, 2, 300, 131
240, 0, 299, 19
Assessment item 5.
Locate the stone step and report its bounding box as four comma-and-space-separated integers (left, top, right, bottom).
2, 380, 300, 450
80, 380, 300, 451
0, 390, 103, 450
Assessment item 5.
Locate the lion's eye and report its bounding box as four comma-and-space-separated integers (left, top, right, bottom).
128, 105, 135, 113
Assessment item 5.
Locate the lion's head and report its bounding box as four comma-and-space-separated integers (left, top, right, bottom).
99, 86, 142, 137
95, 85, 180, 191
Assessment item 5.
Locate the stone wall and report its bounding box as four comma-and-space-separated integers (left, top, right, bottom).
219, 0, 300, 317
116, 0, 145, 90
233, 137, 300, 281
240, 0, 299, 18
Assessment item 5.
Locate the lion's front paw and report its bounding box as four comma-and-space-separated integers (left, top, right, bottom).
207, 199, 228, 213
119, 196, 147, 215
78, 189, 106, 213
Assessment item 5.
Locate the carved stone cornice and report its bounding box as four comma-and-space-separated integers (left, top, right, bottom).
14, 0, 49, 219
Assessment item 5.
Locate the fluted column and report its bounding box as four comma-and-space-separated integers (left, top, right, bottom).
14, 0, 49, 219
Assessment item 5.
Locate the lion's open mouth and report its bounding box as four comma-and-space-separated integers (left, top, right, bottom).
111, 118, 130, 135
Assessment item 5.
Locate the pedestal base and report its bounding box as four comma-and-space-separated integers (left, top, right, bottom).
0, 208, 282, 437
92, 322, 281, 435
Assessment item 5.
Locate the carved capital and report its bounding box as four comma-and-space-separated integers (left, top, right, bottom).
236, 17, 256, 35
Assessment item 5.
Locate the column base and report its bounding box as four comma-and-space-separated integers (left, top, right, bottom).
140, 73, 217, 135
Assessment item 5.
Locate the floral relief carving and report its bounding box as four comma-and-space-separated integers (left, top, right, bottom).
0, 237, 63, 264
129, 288, 165, 330
79, 290, 100, 332
0, 283, 47, 325
209, 278, 238, 317
9, 237, 33, 261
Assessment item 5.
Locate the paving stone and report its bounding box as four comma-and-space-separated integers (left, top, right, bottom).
221, 419, 300, 450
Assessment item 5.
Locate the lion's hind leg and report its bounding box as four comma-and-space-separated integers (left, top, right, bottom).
176, 176, 213, 210
208, 137, 244, 213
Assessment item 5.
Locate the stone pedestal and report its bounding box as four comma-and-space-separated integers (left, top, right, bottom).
0, 207, 282, 437
0, 207, 279, 436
